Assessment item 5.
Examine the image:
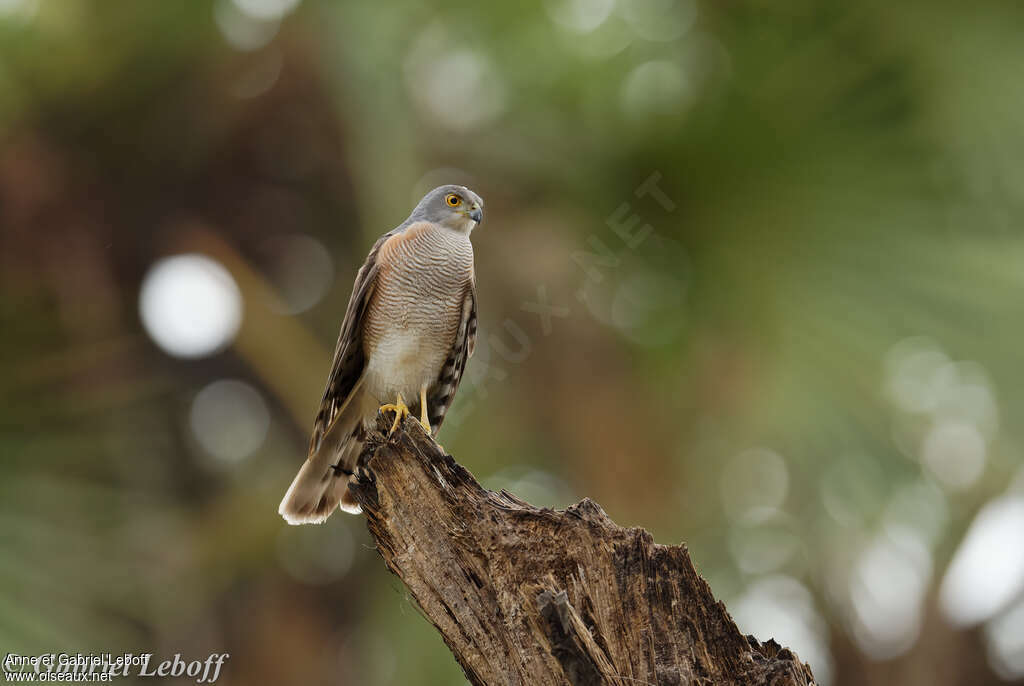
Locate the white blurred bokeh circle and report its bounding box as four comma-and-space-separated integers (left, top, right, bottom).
190, 379, 270, 463
139, 254, 243, 359
940, 495, 1024, 628
731, 575, 832, 685
544, 0, 616, 33
405, 25, 506, 131
621, 60, 690, 119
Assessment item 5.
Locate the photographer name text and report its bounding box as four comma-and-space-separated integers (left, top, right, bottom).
3, 653, 228, 683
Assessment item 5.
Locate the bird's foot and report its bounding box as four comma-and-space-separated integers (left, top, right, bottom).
418, 387, 432, 435
379, 394, 410, 435
419, 418, 431, 434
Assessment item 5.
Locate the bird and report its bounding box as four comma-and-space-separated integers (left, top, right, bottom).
279, 185, 482, 524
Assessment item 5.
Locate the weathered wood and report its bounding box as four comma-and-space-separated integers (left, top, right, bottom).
351, 416, 817, 686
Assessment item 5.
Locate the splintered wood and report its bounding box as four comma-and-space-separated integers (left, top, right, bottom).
351, 416, 817, 686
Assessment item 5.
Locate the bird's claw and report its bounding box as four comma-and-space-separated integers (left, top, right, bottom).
379, 394, 410, 435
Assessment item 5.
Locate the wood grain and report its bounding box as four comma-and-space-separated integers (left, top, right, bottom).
351, 416, 817, 686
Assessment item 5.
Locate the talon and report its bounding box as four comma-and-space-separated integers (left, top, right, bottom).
379, 393, 410, 435
418, 386, 432, 435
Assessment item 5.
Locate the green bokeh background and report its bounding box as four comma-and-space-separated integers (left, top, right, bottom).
2, 1, 1024, 684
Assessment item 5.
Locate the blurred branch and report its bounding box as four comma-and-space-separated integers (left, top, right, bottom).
178, 226, 331, 426
351, 417, 817, 686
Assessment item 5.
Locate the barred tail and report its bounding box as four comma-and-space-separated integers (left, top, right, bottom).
279, 387, 368, 524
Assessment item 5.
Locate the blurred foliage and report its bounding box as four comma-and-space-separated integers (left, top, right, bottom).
2, 0, 1024, 684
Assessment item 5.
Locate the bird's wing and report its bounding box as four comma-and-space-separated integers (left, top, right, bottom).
426, 277, 477, 434
308, 229, 397, 457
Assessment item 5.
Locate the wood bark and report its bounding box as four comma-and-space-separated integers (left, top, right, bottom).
350, 416, 817, 686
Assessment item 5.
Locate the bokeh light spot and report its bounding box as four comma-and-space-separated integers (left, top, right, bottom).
848, 528, 931, 659
545, 0, 616, 34
621, 60, 689, 118
231, 0, 300, 21
139, 254, 243, 359
732, 576, 832, 685
720, 448, 789, 523
214, 0, 280, 51
728, 518, 802, 575
820, 453, 886, 528
406, 28, 505, 131
259, 234, 334, 314
882, 478, 949, 547
985, 594, 1024, 680
884, 337, 952, 414
921, 420, 987, 491
0, 0, 36, 20
940, 495, 1024, 627
565, 15, 634, 59
190, 379, 270, 463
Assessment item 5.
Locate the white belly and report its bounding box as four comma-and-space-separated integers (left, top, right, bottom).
363, 328, 449, 404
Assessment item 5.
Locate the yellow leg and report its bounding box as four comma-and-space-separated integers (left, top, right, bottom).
419, 386, 431, 434
379, 393, 410, 435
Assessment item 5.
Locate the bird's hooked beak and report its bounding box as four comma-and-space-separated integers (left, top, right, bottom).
469, 206, 483, 224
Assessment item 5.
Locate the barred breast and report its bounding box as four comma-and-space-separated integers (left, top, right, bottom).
361, 221, 475, 405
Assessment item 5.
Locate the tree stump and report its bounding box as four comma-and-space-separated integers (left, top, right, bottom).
350, 416, 817, 686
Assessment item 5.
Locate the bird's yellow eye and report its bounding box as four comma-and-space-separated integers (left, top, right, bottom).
445, 194, 461, 207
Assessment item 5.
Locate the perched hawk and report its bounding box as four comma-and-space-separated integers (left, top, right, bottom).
279, 185, 482, 524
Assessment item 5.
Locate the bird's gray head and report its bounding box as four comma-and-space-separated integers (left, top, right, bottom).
408, 185, 484, 234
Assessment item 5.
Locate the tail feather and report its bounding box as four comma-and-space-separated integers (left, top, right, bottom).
338, 475, 363, 515
279, 383, 369, 524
